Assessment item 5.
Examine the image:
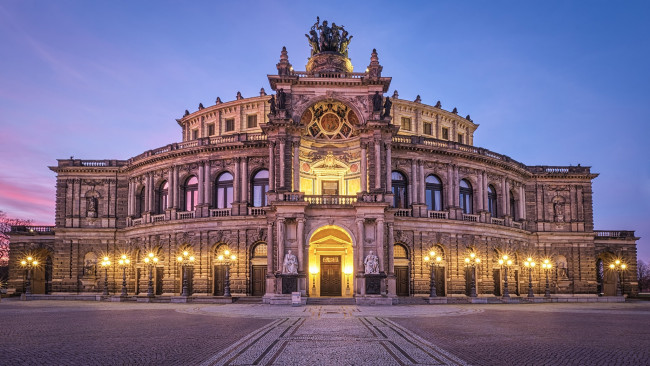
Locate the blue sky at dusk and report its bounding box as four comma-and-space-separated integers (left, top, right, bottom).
1, 1, 649, 262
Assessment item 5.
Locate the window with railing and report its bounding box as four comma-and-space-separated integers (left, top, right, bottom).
423, 122, 432, 136
425, 175, 443, 211
391, 171, 408, 209
157, 181, 168, 214
510, 190, 517, 219
184, 176, 199, 211
252, 170, 269, 207
215, 172, 234, 209
401, 117, 411, 131
225, 118, 235, 132
459, 179, 473, 214
136, 187, 145, 217
247, 114, 258, 129
488, 185, 498, 217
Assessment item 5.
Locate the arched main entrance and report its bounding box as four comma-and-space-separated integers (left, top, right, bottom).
308, 225, 354, 297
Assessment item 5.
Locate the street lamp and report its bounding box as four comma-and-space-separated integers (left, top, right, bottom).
423, 250, 443, 297
143, 252, 159, 298
498, 255, 512, 298
100, 256, 111, 296
463, 252, 481, 298
20, 256, 39, 296
344, 266, 353, 295
118, 254, 131, 297
309, 265, 319, 295
541, 259, 553, 298
523, 257, 536, 298
609, 259, 627, 296
217, 249, 236, 297
177, 250, 195, 297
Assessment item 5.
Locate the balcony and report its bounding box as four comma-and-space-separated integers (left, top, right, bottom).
305, 195, 357, 205
427, 210, 448, 219
209, 209, 230, 217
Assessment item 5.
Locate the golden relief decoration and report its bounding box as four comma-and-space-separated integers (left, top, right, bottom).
302, 101, 358, 140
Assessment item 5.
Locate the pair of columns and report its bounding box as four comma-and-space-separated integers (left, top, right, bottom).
267, 218, 305, 275
269, 139, 301, 192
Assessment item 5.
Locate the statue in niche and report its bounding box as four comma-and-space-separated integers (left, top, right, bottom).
268, 95, 276, 115
83, 253, 97, 276
553, 199, 565, 222
372, 91, 383, 112
556, 256, 569, 279
364, 250, 379, 274
86, 197, 97, 218
283, 250, 298, 274
382, 96, 392, 119
277, 89, 287, 110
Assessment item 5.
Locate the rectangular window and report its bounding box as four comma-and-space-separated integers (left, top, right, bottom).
247, 114, 258, 129
207, 123, 215, 136
458, 134, 463, 144
225, 118, 235, 132
442, 127, 449, 140
423, 122, 432, 135
192, 129, 199, 140
401, 117, 411, 131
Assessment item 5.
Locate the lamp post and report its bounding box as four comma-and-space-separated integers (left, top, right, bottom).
143, 252, 159, 298
344, 266, 353, 295
464, 252, 481, 297
177, 250, 195, 297
118, 254, 131, 297
217, 249, 236, 297
309, 265, 319, 296
20, 256, 39, 296
498, 255, 512, 298
541, 259, 552, 298
523, 257, 536, 298
609, 259, 627, 297
424, 250, 443, 297
100, 256, 111, 296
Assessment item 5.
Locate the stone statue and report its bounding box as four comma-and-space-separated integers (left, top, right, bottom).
382, 96, 392, 119
198, 103, 204, 110
364, 251, 379, 274
216, 97, 222, 104
434, 101, 441, 108
372, 91, 383, 112
305, 29, 320, 56
452, 107, 458, 114
277, 89, 286, 110
283, 250, 298, 274
268, 95, 276, 115
554, 201, 565, 222
184, 110, 190, 117
339, 28, 353, 57
87, 197, 97, 217
319, 20, 331, 51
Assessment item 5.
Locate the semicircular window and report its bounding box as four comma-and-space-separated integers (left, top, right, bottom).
302, 101, 358, 140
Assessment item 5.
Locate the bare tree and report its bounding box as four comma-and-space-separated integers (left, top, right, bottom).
0, 211, 33, 267
638, 260, 650, 293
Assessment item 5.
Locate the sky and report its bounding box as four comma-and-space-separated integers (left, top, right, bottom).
0, 1, 649, 263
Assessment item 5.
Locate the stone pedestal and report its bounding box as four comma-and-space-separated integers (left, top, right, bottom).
365, 274, 386, 295
280, 274, 299, 294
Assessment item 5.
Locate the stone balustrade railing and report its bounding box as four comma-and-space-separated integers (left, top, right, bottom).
594, 230, 636, 238
209, 209, 230, 217
395, 209, 411, 217
428, 210, 448, 219
248, 207, 268, 216
151, 214, 165, 223
462, 214, 479, 222
10, 225, 55, 233
305, 195, 357, 205
491, 218, 505, 226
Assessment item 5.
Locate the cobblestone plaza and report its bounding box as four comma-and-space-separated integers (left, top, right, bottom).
1, 300, 648, 365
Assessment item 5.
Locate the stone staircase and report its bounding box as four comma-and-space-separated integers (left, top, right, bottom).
234, 296, 263, 304
306, 297, 356, 305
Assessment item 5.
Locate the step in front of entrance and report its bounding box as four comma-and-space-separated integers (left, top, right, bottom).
306, 297, 356, 305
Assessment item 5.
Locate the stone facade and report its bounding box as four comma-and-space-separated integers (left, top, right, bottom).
8, 24, 639, 301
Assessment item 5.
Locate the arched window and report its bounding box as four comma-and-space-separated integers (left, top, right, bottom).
391, 171, 408, 208
394, 244, 408, 259
136, 187, 145, 217
158, 181, 169, 214
425, 175, 443, 211
251, 170, 269, 207
509, 190, 517, 219
215, 172, 234, 209
252, 243, 267, 258
459, 179, 473, 214
487, 185, 498, 217
184, 176, 199, 211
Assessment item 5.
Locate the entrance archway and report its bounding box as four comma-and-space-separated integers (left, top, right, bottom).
308, 225, 354, 297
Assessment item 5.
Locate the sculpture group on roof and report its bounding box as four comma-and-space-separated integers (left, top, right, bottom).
305, 17, 353, 57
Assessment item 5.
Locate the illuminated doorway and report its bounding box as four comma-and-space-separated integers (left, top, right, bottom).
308, 225, 354, 297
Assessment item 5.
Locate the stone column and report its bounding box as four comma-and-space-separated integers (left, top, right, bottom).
297, 218, 305, 272
127, 180, 133, 216
234, 157, 241, 203
483, 171, 489, 212
447, 165, 454, 208
519, 184, 526, 220
453, 165, 459, 206
419, 160, 425, 204
277, 219, 285, 272
241, 158, 248, 204
502, 177, 509, 217
375, 140, 382, 190
279, 139, 285, 189
385, 142, 392, 193
167, 169, 174, 209
477, 171, 484, 211
376, 218, 385, 273
360, 143, 367, 192
204, 161, 211, 207
387, 223, 394, 275
173, 166, 180, 209
198, 163, 205, 205
356, 219, 365, 273
150, 173, 155, 212
144, 173, 151, 213
269, 142, 275, 191
570, 185, 577, 222
292, 142, 300, 192
410, 160, 417, 206
266, 223, 274, 275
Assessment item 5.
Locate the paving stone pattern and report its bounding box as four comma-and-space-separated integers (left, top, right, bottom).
1, 300, 649, 366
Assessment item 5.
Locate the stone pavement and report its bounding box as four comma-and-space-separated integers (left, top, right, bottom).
1, 299, 649, 365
